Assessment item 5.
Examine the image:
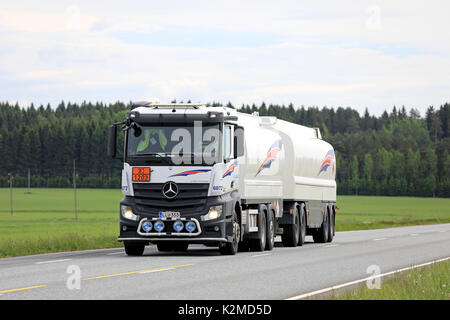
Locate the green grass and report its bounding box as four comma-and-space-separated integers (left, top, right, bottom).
0, 189, 449, 257
336, 195, 450, 231
326, 260, 450, 300
0, 188, 123, 257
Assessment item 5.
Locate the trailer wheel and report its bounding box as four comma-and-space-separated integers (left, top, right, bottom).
281, 207, 300, 247
297, 204, 306, 246
313, 210, 329, 243
124, 243, 145, 256
327, 209, 334, 243
219, 216, 240, 255
265, 211, 275, 251
249, 211, 267, 251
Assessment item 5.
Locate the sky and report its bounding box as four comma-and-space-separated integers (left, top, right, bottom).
1, 0, 450, 116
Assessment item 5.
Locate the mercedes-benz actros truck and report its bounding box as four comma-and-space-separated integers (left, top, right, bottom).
108, 102, 337, 256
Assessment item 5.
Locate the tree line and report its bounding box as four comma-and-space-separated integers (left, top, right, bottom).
0, 101, 449, 197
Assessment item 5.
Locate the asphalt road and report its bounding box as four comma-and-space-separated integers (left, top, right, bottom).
1, 223, 449, 300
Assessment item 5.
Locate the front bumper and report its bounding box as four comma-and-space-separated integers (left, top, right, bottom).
118, 195, 234, 244
118, 237, 228, 244
118, 217, 230, 244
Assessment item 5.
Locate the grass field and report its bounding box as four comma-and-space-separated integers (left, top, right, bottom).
0, 188, 123, 257
335, 195, 450, 231
326, 259, 449, 300
0, 188, 449, 257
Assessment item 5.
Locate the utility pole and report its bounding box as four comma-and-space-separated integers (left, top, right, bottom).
8, 173, 13, 216
27, 168, 31, 194
73, 160, 78, 221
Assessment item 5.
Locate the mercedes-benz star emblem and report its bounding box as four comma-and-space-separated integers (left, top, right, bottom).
162, 181, 178, 199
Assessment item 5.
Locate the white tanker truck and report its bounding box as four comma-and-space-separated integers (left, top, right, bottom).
108, 102, 337, 256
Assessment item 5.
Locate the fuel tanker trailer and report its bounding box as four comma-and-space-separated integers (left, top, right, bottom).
107, 102, 337, 256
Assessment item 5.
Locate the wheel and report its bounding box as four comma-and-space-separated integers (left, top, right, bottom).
124, 243, 145, 256
219, 216, 240, 255
297, 204, 306, 246
327, 209, 334, 243
313, 210, 329, 243
249, 210, 267, 251
281, 206, 300, 247
265, 211, 275, 251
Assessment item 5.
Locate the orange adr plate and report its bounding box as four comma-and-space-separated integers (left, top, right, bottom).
132, 167, 151, 182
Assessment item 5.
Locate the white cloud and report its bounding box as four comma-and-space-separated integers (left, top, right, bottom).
0, 0, 449, 116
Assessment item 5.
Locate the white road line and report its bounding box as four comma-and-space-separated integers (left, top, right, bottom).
139, 268, 175, 274
286, 256, 450, 300
373, 238, 388, 241
410, 233, 419, 236
35, 259, 71, 265
323, 244, 339, 248
251, 253, 272, 258
439, 230, 446, 233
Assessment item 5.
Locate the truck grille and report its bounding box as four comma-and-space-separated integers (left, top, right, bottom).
133, 183, 209, 215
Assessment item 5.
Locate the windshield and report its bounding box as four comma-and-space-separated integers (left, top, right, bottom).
126, 123, 221, 165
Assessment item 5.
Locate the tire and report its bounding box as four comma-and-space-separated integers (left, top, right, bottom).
327, 209, 334, 243
313, 210, 329, 243
220, 216, 240, 255
124, 243, 145, 256
281, 206, 300, 247
297, 204, 306, 246
249, 210, 267, 251
265, 211, 275, 251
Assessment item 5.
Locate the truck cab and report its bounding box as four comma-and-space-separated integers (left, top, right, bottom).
108, 103, 245, 255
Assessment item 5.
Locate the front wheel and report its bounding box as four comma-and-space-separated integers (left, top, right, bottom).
124, 243, 145, 256
220, 217, 240, 255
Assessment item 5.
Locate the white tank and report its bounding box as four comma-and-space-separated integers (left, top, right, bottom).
237, 112, 336, 204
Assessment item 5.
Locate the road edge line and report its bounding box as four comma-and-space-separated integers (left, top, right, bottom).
285, 256, 450, 300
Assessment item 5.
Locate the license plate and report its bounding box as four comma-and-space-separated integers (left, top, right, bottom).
159, 211, 181, 219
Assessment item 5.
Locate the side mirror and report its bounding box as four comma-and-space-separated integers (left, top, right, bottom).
108, 125, 117, 158
234, 126, 244, 158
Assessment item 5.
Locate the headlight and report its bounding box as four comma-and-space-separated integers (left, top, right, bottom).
185, 221, 197, 233
154, 220, 165, 232
202, 206, 222, 221
121, 205, 138, 221
173, 220, 184, 232
142, 221, 152, 232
